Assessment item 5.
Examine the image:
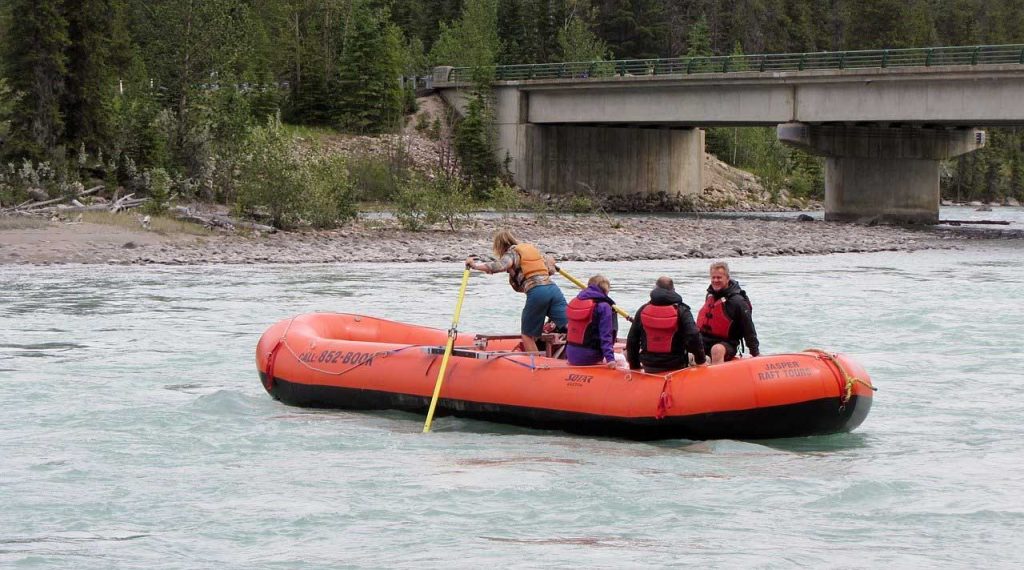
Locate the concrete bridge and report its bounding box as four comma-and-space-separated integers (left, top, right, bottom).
434, 45, 1024, 223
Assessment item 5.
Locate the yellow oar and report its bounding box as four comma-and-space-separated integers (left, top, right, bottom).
556, 266, 632, 320
423, 265, 472, 433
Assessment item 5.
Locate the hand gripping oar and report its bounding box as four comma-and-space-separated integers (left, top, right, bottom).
555, 266, 632, 321
423, 263, 472, 433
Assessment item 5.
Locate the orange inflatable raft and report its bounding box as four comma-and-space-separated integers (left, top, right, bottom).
256, 313, 874, 440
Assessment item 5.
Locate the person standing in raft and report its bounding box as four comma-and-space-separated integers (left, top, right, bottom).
565, 275, 618, 367
697, 261, 760, 364
465, 230, 568, 353
625, 276, 706, 373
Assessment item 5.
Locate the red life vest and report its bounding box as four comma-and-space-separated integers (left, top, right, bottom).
639, 304, 679, 353
567, 297, 607, 349
697, 293, 751, 340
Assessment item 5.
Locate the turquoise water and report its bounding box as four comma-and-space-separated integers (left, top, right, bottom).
2, 243, 1024, 567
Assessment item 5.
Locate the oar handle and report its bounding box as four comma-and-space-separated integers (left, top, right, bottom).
556, 266, 632, 321
423, 267, 472, 433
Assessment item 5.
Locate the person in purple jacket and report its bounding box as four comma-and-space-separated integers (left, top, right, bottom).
565, 275, 618, 367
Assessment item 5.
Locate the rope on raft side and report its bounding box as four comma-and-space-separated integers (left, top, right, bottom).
804, 348, 877, 409
265, 316, 443, 379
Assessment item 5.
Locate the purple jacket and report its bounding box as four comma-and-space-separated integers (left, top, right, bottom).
565, 285, 618, 365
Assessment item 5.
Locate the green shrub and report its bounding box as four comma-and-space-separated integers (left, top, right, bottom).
414, 113, 430, 132
303, 157, 357, 228
488, 179, 521, 217
144, 167, 171, 215
425, 174, 474, 231
348, 155, 403, 202
569, 195, 594, 214
237, 116, 300, 228
427, 118, 442, 141
394, 183, 431, 231
236, 115, 355, 229
394, 172, 475, 231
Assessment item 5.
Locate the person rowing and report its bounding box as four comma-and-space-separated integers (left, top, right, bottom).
465, 230, 568, 353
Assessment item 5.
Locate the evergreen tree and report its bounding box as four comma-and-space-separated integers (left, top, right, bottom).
64, 0, 117, 154
431, 0, 502, 193
686, 14, 713, 57
389, 0, 463, 51
3, 0, 69, 160
497, 0, 529, 64
846, 0, 936, 49
933, 0, 982, 46
0, 78, 15, 148
596, 0, 668, 59
336, 4, 405, 133
430, 0, 501, 72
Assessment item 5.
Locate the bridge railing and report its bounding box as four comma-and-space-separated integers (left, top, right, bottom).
443, 44, 1024, 83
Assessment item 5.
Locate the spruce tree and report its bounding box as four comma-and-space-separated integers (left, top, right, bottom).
431, 0, 502, 193
336, 4, 404, 133
64, 0, 116, 154
3, 0, 69, 160
596, 0, 668, 59
0, 78, 15, 148
686, 14, 712, 57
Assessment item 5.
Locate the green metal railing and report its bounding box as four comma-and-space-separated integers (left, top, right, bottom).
443, 44, 1024, 83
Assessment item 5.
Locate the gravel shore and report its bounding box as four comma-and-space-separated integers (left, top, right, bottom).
0, 212, 986, 266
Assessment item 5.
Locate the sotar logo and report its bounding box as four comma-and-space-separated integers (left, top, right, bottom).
566, 374, 593, 384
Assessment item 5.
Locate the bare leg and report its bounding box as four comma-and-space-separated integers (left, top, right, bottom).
522, 335, 539, 353
710, 343, 728, 365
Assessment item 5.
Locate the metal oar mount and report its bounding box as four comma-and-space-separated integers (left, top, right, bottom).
422, 264, 472, 433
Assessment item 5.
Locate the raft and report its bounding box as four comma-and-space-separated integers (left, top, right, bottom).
256, 313, 874, 440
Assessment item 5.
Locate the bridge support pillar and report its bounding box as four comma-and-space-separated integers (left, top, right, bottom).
778, 123, 985, 224
518, 124, 703, 199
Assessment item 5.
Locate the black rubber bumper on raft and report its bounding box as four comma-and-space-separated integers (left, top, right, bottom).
261, 374, 871, 441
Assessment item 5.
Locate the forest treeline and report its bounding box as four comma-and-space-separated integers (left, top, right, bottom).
2, 0, 1023, 225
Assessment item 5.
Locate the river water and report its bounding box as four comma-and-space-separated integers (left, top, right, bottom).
2, 242, 1023, 568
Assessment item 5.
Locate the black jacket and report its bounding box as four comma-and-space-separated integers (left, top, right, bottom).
702, 280, 760, 357
626, 287, 706, 372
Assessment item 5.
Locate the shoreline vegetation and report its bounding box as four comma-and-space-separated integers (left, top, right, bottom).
4, 2, 1024, 261
3, 94, 1020, 267
2, 210, 1018, 267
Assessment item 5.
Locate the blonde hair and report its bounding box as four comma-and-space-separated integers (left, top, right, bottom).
588, 274, 610, 292
709, 261, 730, 276
492, 230, 519, 258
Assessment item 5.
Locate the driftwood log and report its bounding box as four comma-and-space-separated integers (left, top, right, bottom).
169, 206, 275, 233
1, 185, 105, 213
939, 219, 1012, 226
5, 188, 274, 233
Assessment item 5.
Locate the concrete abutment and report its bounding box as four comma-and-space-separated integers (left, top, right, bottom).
490, 87, 705, 200
517, 125, 703, 199
778, 123, 985, 224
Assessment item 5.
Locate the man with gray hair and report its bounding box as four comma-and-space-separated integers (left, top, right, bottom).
696, 261, 760, 364
625, 276, 706, 373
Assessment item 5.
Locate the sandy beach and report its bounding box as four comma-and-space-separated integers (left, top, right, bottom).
1, 211, 1000, 266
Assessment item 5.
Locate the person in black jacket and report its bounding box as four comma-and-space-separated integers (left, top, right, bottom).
626, 276, 706, 373
696, 261, 760, 364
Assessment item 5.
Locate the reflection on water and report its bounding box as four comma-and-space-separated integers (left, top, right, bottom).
1, 241, 1023, 567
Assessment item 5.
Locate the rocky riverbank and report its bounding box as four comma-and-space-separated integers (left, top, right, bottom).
0, 212, 974, 266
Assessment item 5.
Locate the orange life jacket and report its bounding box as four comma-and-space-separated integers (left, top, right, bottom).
566, 297, 616, 349
514, 243, 548, 280
697, 294, 751, 340
640, 304, 679, 353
